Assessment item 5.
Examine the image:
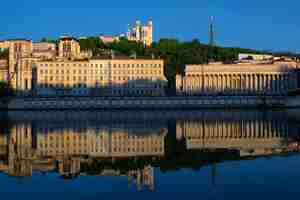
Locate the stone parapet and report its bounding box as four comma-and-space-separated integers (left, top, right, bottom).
5, 96, 286, 110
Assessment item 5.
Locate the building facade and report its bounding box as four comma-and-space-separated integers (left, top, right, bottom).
8, 39, 33, 90
176, 62, 299, 96
0, 60, 8, 82
238, 53, 274, 61
99, 35, 120, 44
0, 40, 10, 51
127, 19, 153, 47
36, 126, 166, 158
16, 57, 39, 95
175, 117, 291, 157
32, 42, 57, 59
36, 58, 166, 96
58, 36, 80, 59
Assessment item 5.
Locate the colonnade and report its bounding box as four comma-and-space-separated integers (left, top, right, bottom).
177, 120, 289, 140
181, 73, 297, 95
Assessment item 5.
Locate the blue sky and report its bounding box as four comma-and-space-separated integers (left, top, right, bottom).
1, 0, 299, 52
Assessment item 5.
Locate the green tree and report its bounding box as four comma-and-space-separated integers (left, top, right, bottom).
40, 37, 58, 44
79, 37, 105, 56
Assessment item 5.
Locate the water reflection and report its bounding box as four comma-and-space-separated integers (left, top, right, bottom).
0, 110, 300, 191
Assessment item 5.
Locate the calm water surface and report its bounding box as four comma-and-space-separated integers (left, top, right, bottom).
0, 110, 300, 200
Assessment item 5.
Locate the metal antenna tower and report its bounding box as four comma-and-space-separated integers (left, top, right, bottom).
208, 16, 215, 62
209, 16, 215, 47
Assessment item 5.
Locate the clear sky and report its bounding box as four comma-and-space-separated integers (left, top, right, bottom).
1, 0, 299, 53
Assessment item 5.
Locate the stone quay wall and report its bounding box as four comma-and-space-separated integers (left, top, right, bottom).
2, 96, 287, 110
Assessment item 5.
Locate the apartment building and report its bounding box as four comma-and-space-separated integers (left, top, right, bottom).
36, 58, 166, 96
32, 42, 57, 59
58, 35, 80, 59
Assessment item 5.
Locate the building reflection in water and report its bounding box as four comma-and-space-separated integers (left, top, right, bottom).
0, 111, 299, 191
177, 118, 291, 157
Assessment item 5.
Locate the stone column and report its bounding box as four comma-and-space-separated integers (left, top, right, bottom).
254, 75, 258, 94
284, 74, 288, 92
253, 74, 257, 94
198, 75, 201, 94
277, 74, 281, 94
248, 74, 252, 94
260, 75, 263, 93
269, 74, 272, 95
265, 74, 268, 94
272, 74, 276, 95
214, 74, 217, 94
224, 75, 227, 95
271, 74, 275, 94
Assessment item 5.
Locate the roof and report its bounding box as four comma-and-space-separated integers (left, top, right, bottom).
59, 35, 79, 42
184, 62, 296, 74
6, 39, 32, 42
91, 55, 162, 61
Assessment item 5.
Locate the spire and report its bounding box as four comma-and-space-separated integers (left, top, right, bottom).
147, 17, 153, 26
136, 19, 141, 27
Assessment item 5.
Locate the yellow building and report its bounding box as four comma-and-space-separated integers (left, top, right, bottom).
36, 126, 167, 158
176, 118, 289, 151
32, 42, 57, 60
238, 53, 274, 61
0, 40, 10, 51
176, 62, 299, 96
109, 129, 166, 157
127, 19, 153, 47
36, 58, 166, 96
0, 60, 8, 82
7, 39, 33, 90
99, 35, 120, 44
16, 57, 39, 95
58, 35, 80, 59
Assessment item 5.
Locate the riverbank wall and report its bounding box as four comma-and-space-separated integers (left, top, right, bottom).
0, 96, 288, 110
